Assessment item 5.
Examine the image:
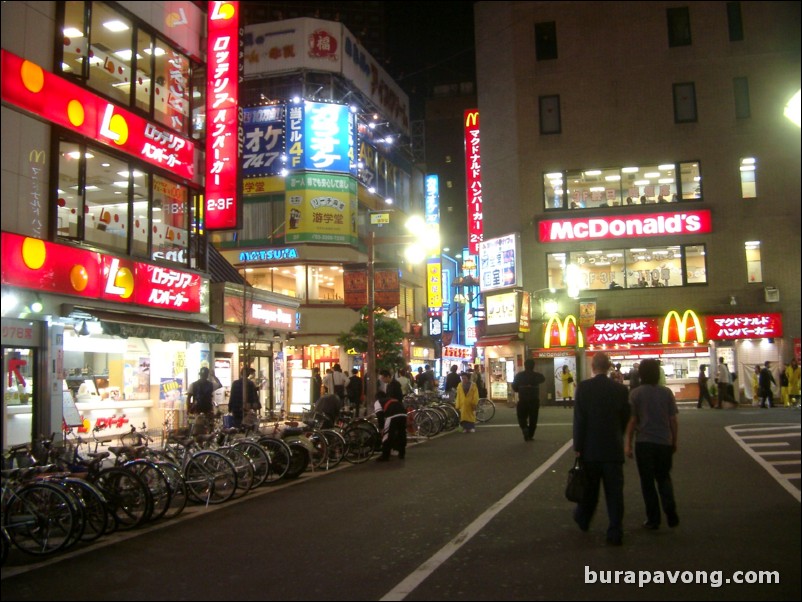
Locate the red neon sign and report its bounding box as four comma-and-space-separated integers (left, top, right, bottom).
1, 232, 201, 313
706, 313, 783, 340
205, 1, 240, 230
0, 50, 195, 180
538, 210, 712, 243
585, 318, 660, 345
464, 110, 483, 255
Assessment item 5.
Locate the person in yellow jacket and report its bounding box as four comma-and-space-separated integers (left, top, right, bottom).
560, 365, 575, 407
455, 372, 479, 433
785, 358, 800, 406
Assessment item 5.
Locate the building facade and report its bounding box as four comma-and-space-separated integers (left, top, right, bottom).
474, 1, 801, 403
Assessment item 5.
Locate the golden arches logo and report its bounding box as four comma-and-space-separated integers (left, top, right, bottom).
465, 110, 479, 128
28, 149, 46, 164
661, 309, 704, 344
544, 314, 584, 349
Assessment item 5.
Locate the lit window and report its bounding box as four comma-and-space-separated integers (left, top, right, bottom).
740, 157, 756, 198
745, 241, 762, 283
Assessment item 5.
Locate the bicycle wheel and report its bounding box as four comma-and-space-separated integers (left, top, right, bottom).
343, 425, 375, 464
320, 429, 346, 469
60, 477, 110, 542
124, 459, 171, 521
476, 398, 496, 423
256, 436, 291, 483
154, 461, 187, 519
219, 446, 255, 496
304, 430, 328, 470
413, 411, 437, 438
95, 467, 152, 530
5, 481, 78, 556
183, 450, 238, 505
232, 441, 270, 488
439, 404, 461, 431
283, 441, 310, 479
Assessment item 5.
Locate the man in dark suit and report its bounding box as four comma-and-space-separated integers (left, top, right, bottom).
572, 351, 631, 546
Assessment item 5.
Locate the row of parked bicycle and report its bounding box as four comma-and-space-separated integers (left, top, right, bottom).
0, 392, 496, 566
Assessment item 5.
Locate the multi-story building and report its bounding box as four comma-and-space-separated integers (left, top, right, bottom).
474, 1, 800, 403
209, 15, 433, 410
0, 2, 299, 446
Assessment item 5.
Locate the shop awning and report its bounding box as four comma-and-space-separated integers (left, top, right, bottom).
474, 335, 520, 347
85, 309, 225, 344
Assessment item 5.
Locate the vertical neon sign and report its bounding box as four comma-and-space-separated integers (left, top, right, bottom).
464, 110, 483, 255
205, 1, 240, 230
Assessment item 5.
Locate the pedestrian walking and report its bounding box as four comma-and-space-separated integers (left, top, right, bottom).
511, 359, 546, 442
697, 365, 714, 408
758, 361, 776, 408
625, 358, 680, 531
572, 352, 631, 546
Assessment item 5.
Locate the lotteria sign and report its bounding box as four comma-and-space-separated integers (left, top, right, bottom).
205, 1, 240, 230
1, 232, 202, 313
0, 50, 195, 180
538, 210, 712, 243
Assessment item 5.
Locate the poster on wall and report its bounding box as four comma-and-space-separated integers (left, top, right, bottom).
159, 377, 183, 409
285, 173, 358, 244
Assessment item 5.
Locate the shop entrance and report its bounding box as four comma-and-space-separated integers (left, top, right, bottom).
240, 349, 274, 412
3, 346, 37, 447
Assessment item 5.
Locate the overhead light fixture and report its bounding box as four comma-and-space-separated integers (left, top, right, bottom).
31, 295, 44, 313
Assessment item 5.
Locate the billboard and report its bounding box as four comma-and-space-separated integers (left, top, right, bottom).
242, 105, 286, 178
285, 173, 357, 244
479, 233, 521, 292
538, 210, 712, 243
464, 110, 483, 255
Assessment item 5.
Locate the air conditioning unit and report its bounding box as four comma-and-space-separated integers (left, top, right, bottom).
764, 286, 780, 303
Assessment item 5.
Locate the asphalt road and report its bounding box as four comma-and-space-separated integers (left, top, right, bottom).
2, 404, 800, 601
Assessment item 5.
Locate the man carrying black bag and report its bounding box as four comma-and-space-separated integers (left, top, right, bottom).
572, 352, 631, 546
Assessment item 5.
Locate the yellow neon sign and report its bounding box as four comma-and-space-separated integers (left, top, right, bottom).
544, 314, 584, 349
661, 309, 704, 344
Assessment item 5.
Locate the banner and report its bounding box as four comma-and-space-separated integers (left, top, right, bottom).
285, 173, 358, 244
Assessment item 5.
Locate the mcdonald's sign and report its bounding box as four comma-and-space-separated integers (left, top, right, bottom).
544, 314, 584, 349
463, 109, 483, 255
661, 309, 704, 344
28, 150, 46, 164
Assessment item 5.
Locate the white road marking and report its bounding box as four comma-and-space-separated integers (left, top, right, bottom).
380, 438, 575, 601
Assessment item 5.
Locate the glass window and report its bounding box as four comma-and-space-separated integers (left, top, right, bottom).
678, 161, 701, 200
57, 142, 85, 239
745, 241, 762, 283
534, 21, 558, 61
546, 244, 707, 291
539, 95, 561, 135
153, 41, 191, 134
152, 175, 189, 263
134, 30, 154, 114
673, 82, 697, 123
684, 245, 707, 284
83, 149, 130, 253
727, 2, 744, 42
740, 157, 757, 198
667, 7, 692, 47
88, 2, 133, 105
307, 265, 344, 303
56, 139, 193, 265
733, 77, 751, 119
62, 1, 88, 78
544, 162, 698, 210
59, 2, 199, 138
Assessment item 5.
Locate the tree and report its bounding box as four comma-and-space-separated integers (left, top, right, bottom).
337, 307, 405, 375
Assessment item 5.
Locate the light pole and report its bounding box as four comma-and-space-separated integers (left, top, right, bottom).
364, 216, 438, 410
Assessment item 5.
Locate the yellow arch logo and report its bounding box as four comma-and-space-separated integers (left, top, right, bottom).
661, 309, 704, 344
544, 314, 584, 349
465, 110, 479, 128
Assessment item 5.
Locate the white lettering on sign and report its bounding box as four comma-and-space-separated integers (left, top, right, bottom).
540, 211, 711, 242
251, 303, 294, 327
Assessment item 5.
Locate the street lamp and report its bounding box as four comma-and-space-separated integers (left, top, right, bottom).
365, 214, 439, 410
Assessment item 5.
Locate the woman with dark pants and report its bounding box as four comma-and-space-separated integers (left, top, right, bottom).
625, 359, 680, 530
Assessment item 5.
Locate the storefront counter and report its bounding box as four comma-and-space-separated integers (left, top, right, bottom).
665, 378, 698, 402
